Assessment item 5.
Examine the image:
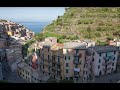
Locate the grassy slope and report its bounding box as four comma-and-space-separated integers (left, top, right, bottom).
42, 7, 120, 43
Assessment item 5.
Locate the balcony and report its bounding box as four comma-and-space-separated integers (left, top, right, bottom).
74, 74, 80, 78
40, 61, 44, 65
102, 60, 112, 66
52, 60, 61, 65
73, 53, 82, 57
103, 67, 111, 71
56, 62, 61, 65
73, 60, 81, 64
56, 68, 61, 71
52, 67, 61, 71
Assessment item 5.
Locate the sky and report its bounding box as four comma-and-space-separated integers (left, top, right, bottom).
0, 7, 65, 22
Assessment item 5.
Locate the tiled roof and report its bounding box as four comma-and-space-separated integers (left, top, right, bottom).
92, 45, 119, 53
55, 43, 64, 47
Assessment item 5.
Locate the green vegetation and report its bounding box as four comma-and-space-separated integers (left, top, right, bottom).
47, 80, 57, 83
0, 80, 9, 83
0, 19, 7, 22
97, 40, 109, 46
40, 7, 120, 42
22, 39, 35, 58
59, 79, 74, 83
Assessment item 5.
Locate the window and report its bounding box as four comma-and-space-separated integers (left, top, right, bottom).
42, 54, 44, 59
76, 49, 79, 54
58, 57, 60, 62
66, 69, 69, 73
99, 59, 101, 63
106, 53, 107, 57
112, 63, 114, 66
43, 65, 44, 69
48, 67, 50, 71
114, 51, 116, 54
69, 56, 70, 60
66, 49, 69, 53
99, 53, 101, 56
92, 58, 94, 62
26, 71, 27, 74
70, 77, 73, 80
19, 72, 21, 75
75, 64, 78, 68
39, 80, 42, 82
65, 56, 66, 60
35, 78, 36, 81
26, 76, 27, 79
66, 63, 69, 67
66, 77, 68, 80
113, 57, 115, 61
105, 70, 106, 74
84, 64, 85, 68
83, 71, 85, 74
86, 71, 87, 74
48, 55, 49, 60
98, 65, 100, 69
112, 68, 114, 71
48, 48, 49, 52
84, 77, 86, 80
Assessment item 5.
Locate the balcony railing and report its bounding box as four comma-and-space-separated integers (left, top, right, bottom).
103, 67, 111, 71
102, 60, 112, 66
56, 68, 61, 71
73, 53, 82, 57
52, 67, 61, 71
52, 60, 61, 65
73, 60, 81, 64
74, 74, 80, 78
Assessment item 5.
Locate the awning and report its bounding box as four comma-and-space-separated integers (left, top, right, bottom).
74, 68, 80, 72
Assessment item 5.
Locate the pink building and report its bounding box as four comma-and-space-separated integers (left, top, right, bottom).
32, 52, 38, 70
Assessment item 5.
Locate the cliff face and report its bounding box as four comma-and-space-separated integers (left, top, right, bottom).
43, 7, 120, 42
0, 20, 35, 41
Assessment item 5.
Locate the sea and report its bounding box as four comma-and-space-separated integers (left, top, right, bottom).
15, 21, 51, 33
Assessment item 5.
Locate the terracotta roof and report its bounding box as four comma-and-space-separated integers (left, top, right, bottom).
55, 43, 64, 47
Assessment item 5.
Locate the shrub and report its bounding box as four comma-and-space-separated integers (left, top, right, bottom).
106, 37, 114, 41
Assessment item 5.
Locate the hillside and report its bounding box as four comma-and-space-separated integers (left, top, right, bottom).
41, 7, 120, 43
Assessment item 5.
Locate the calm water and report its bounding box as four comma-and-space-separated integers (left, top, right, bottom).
16, 21, 51, 33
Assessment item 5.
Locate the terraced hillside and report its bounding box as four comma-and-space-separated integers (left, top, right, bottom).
42, 7, 120, 43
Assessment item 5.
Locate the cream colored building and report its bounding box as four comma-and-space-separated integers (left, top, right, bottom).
63, 41, 86, 81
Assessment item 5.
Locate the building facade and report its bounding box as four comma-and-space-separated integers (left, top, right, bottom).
88, 46, 119, 76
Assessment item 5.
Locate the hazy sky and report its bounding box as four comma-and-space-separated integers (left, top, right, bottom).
0, 7, 65, 22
